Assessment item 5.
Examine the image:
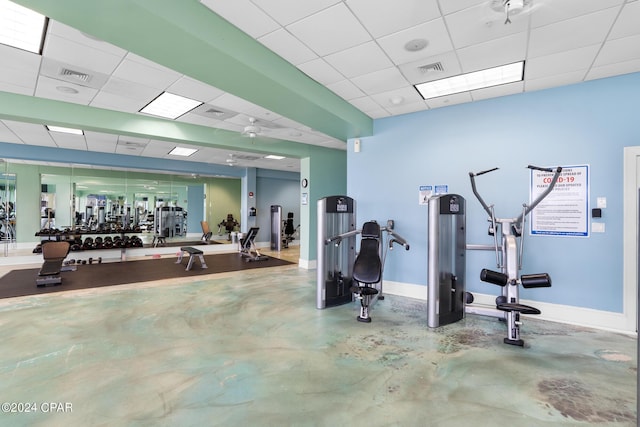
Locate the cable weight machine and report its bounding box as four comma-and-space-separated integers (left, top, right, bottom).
465, 164, 563, 346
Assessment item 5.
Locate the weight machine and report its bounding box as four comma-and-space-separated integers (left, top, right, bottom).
465, 165, 562, 346
316, 196, 410, 322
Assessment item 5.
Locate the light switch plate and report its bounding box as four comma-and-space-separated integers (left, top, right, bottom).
597, 197, 607, 208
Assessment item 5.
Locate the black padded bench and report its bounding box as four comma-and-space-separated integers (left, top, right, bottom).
175, 246, 208, 271
37, 241, 71, 287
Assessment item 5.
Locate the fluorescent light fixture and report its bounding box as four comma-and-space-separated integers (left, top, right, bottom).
45, 125, 84, 135
415, 61, 524, 100
168, 147, 198, 157
0, 0, 47, 54
265, 155, 286, 160
140, 92, 203, 119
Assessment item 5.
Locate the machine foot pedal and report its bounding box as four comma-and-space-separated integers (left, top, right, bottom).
497, 303, 541, 315
504, 338, 525, 347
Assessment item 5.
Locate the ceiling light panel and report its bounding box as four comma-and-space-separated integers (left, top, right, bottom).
415, 61, 524, 99
140, 92, 203, 119
0, 0, 47, 54
168, 146, 198, 157
45, 125, 84, 135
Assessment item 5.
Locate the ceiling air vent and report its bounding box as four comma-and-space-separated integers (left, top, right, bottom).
60, 68, 91, 83
234, 154, 261, 161
418, 62, 444, 74
205, 108, 226, 116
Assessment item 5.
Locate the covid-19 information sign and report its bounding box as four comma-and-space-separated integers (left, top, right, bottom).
530, 165, 589, 237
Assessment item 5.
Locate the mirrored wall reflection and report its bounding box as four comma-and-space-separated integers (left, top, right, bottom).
1, 160, 17, 255
40, 172, 192, 235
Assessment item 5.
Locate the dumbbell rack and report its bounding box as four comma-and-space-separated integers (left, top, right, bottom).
35, 230, 142, 262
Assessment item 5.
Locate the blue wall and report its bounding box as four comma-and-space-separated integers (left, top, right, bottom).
255, 170, 300, 244
348, 72, 640, 313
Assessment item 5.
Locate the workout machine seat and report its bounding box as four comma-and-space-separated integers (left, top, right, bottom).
36, 240, 70, 287
282, 212, 297, 249
201, 221, 213, 244
240, 227, 268, 262
350, 221, 382, 323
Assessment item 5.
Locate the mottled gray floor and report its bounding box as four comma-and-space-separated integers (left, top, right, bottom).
0, 265, 636, 426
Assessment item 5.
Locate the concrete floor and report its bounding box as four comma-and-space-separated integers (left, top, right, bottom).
0, 244, 637, 426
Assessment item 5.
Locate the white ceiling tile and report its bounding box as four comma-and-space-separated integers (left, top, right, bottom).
385, 99, 429, 116
525, 70, 587, 93
251, 0, 342, 26
324, 41, 393, 78
437, 0, 486, 15
208, 93, 259, 115
84, 131, 118, 153
258, 28, 318, 65
530, 0, 624, 28
0, 81, 33, 96
297, 58, 345, 84
47, 21, 127, 58
370, 86, 424, 109
351, 67, 409, 95
112, 57, 182, 92
526, 45, 599, 80
470, 80, 524, 101
4, 121, 56, 147
594, 34, 640, 67
0, 121, 24, 144
327, 79, 366, 100
586, 58, 640, 81
286, 3, 371, 56
199, 0, 280, 38
609, 0, 640, 39
34, 75, 98, 104
0, 44, 40, 91
90, 90, 149, 113
444, 2, 529, 49
101, 77, 161, 104
42, 33, 124, 74
49, 132, 88, 150
377, 19, 453, 65
364, 108, 391, 119
457, 32, 527, 72
346, 0, 441, 38
398, 51, 462, 84
528, 8, 619, 58
167, 76, 226, 103
425, 92, 473, 109
177, 113, 223, 127
349, 96, 382, 112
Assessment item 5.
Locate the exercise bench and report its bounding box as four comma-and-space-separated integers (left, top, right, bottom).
36, 240, 71, 287
176, 246, 208, 271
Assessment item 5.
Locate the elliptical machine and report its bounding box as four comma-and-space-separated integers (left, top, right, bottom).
466, 165, 562, 346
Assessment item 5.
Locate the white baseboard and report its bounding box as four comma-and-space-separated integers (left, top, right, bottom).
382, 280, 635, 334
299, 258, 316, 269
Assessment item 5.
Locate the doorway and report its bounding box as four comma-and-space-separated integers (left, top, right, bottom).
623, 146, 640, 332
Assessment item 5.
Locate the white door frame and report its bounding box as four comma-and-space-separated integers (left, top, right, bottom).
623, 146, 639, 332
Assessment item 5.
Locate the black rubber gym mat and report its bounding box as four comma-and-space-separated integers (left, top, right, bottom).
0, 253, 293, 299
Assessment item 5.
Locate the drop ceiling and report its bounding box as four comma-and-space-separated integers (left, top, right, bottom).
1, 0, 639, 174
